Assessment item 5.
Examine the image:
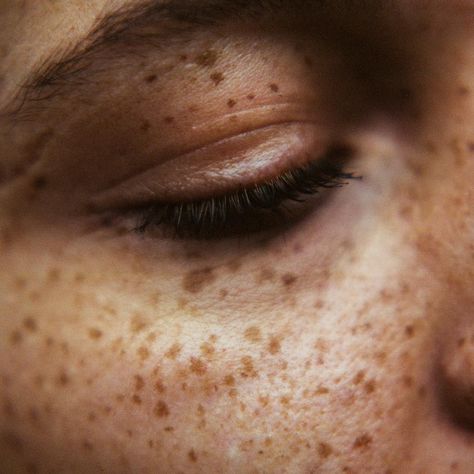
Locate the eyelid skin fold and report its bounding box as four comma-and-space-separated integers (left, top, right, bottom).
90, 121, 333, 210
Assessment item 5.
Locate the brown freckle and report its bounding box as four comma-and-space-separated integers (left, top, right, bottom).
402, 375, 413, 388
315, 386, 330, 395
137, 346, 150, 360
282, 273, 297, 287
244, 326, 261, 343
31, 175, 48, 190
188, 449, 198, 463
469, 142, 474, 153
228, 388, 238, 397
364, 380, 376, 394
57, 371, 70, 386
280, 395, 291, 406
132, 394, 142, 404
165, 343, 182, 360
353, 370, 365, 385
140, 120, 151, 132
23, 317, 37, 332
182, 267, 216, 293
353, 433, 372, 449
210, 72, 225, 86
134, 375, 145, 391
82, 440, 94, 451
26, 463, 38, 474
247, 93, 255, 100
257, 268, 275, 283
190, 357, 207, 375
130, 314, 148, 333
268, 336, 281, 355
219, 289, 229, 299
404, 325, 415, 338
145, 74, 157, 83
224, 374, 235, 386
164, 116, 174, 124
200, 342, 215, 358
10, 330, 22, 345
164, 426, 174, 432
240, 355, 257, 378
87, 412, 96, 422
154, 400, 170, 417
195, 50, 218, 67
458, 86, 470, 96
318, 442, 333, 459
155, 379, 166, 393
269, 83, 279, 93
88, 328, 102, 340
227, 99, 236, 108
116, 394, 125, 403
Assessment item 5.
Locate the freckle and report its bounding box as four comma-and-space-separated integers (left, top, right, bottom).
23, 317, 37, 332
26, 463, 38, 474
190, 357, 207, 375
240, 355, 257, 378
165, 343, 182, 359
140, 120, 151, 132
318, 442, 333, 458
137, 346, 150, 360
353, 370, 365, 385
268, 336, 281, 355
147, 331, 157, 343
82, 439, 94, 451
87, 412, 97, 422
145, 74, 157, 83
31, 175, 48, 191
247, 93, 255, 100
164, 116, 174, 124
130, 314, 149, 333
195, 50, 218, 68
314, 386, 330, 395
244, 326, 261, 343
155, 379, 166, 393
304, 56, 313, 67
57, 371, 70, 386
353, 433, 372, 449
189, 105, 199, 113
228, 388, 238, 397
227, 99, 236, 108
210, 72, 225, 86
182, 267, 216, 293
219, 289, 229, 299
154, 400, 170, 417
188, 449, 198, 463
88, 328, 103, 340
134, 375, 145, 391
458, 85, 470, 96
269, 83, 279, 93
404, 325, 415, 338
179, 54, 188, 62
364, 380, 376, 394
9, 330, 22, 345
282, 273, 297, 287
280, 395, 291, 406
402, 375, 413, 388
224, 375, 235, 387
200, 342, 215, 358
132, 394, 142, 404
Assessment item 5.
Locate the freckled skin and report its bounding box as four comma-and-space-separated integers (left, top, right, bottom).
1, 2, 474, 474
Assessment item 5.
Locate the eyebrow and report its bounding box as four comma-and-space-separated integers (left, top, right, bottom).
9, 0, 291, 118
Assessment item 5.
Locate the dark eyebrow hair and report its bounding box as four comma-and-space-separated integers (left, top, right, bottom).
8, 0, 293, 118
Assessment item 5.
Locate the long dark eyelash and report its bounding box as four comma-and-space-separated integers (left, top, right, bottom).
134, 152, 361, 239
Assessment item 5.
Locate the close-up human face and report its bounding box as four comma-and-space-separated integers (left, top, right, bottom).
0, 1, 473, 473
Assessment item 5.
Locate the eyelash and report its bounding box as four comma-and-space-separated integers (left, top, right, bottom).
130, 152, 360, 240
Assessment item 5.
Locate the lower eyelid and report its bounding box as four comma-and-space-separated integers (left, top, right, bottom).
90, 122, 332, 211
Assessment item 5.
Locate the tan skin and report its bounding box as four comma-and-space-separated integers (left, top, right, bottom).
0, 0, 474, 472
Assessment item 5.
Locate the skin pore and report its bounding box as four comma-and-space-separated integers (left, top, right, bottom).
0, 0, 474, 472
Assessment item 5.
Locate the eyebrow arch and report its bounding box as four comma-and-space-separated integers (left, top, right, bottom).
8, 0, 291, 118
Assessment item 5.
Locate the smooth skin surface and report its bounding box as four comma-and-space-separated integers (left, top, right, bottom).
0, 1, 473, 473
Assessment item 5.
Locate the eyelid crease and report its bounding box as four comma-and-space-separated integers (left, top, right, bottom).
90, 121, 331, 209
